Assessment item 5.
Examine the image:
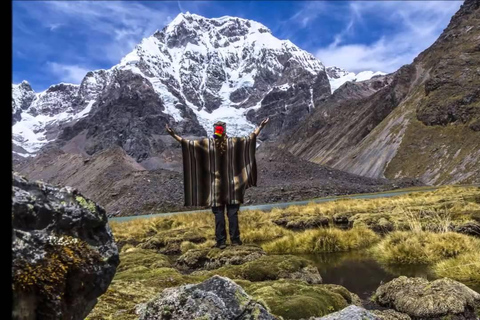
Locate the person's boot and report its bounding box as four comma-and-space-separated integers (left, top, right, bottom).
215, 242, 227, 249
231, 239, 242, 246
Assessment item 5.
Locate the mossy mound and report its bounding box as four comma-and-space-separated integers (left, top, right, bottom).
237, 279, 354, 320
117, 248, 171, 272
433, 251, 480, 286
88, 267, 208, 319
263, 227, 379, 254
175, 245, 266, 272
139, 227, 209, 254
192, 255, 322, 284
350, 213, 400, 234
374, 276, 480, 319
371, 231, 480, 265
272, 213, 329, 230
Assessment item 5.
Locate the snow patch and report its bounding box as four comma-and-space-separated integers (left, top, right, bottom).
328, 70, 386, 93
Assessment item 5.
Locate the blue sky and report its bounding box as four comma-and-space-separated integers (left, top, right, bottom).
13, 1, 463, 92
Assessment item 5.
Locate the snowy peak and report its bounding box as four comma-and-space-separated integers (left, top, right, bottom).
326, 66, 350, 79
12, 81, 36, 124
326, 67, 387, 93
118, 12, 326, 137
163, 12, 273, 43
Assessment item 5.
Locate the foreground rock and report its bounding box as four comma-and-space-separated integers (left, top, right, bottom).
316, 306, 411, 320
12, 173, 119, 320
175, 245, 266, 272
313, 305, 377, 320
137, 275, 277, 320
374, 276, 480, 319
371, 309, 412, 320
454, 221, 480, 238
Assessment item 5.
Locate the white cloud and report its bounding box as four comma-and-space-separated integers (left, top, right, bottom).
315, 1, 463, 73
16, 1, 177, 65
48, 62, 90, 84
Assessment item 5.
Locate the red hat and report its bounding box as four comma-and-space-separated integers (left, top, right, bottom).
214, 125, 224, 138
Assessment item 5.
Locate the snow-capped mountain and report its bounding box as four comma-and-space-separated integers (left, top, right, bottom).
12, 12, 381, 163
326, 66, 386, 93
116, 12, 328, 137
12, 81, 36, 125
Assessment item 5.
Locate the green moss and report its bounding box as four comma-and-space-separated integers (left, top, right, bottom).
262, 227, 379, 254
235, 288, 250, 307
194, 255, 318, 283
75, 195, 97, 212
241, 280, 350, 320
433, 251, 480, 286
117, 248, 171, 272
139, 227, 208, 252
350, 213, 397, 234
13, 235, 101, 301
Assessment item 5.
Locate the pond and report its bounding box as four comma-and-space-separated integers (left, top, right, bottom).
298, 250, 480, 305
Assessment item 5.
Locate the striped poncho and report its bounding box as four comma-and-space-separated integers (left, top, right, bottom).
181, 132, 257, 207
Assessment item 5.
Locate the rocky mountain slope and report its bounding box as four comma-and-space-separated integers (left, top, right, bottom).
15, 141, 418, 217
284, 0, 480, 185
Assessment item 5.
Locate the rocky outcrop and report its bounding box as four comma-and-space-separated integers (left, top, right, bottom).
12, 172, 119, 320
454, 221, 480, 237
313, 305, 377, 320
56, 69, 205, 162
136, 275, 277, 320
374, 276, 480, 319
284, 0, 480, 185
317, 307, 411, 320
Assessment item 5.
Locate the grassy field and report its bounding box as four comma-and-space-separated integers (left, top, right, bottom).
88, 185, 480, 319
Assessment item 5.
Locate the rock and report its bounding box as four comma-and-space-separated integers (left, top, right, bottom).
136, 275, 277, 320
11, 172, 119, 320
175, 245, 266, 272
272, 214, 329, 230
371, 309, 411, 320
454, 221, 480, 237
312, 305, 377, 320
374, 276, 480, 319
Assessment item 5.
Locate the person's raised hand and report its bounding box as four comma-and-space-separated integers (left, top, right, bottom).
259, 117, 269, 129
166, 123, 175, 136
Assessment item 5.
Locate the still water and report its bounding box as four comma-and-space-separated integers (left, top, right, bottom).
298, 250, 480, 303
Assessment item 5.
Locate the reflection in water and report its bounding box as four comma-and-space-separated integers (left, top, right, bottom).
298, 251, 479, 302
